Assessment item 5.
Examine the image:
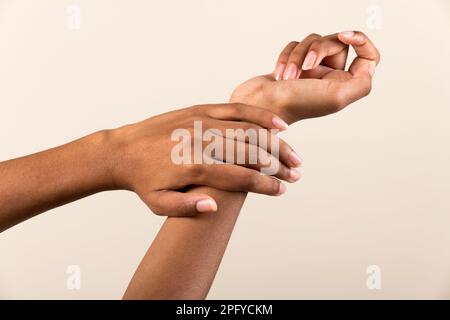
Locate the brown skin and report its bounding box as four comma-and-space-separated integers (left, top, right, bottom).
234, 32, 380, 123
110, 103, 299, 215
122, 188, 245, 299
123, 31, 380, 299
0, 103, 299, 232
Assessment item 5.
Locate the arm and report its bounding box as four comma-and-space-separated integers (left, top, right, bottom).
0, 103, 290, 232
0, 130, 114, 232
123, 188, 246, 299
123, 115, 298, 300
123, 31, 380, 299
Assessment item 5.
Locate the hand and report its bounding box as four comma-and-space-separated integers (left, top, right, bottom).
108, 103, 302, 216
230, 31, 380, 124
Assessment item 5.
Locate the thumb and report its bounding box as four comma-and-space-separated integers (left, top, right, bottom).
141, 190, 218, 217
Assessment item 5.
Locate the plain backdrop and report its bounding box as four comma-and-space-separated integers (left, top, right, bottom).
0, 0, 449, 299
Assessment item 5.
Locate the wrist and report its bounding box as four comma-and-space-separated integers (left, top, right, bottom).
230, 81, 297, 125
103, 124, 141, 191
229, 97, 297, 126
83, 129, 122, 191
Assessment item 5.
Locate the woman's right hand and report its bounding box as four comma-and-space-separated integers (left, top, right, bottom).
107, 103, 302, 216
231, 31, 380, 124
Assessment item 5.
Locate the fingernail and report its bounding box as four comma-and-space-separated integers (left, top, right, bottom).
196, 199, 218, 213
272, 116, 289, 131
274, 63, 286, 81
283, 63, 298, 80
368, 61, 376, 77
289, 150, 303, 167
302, 51, 317, 70
289, 168, 301, 182
340, 31, 355, 38
276, 182, 287, 196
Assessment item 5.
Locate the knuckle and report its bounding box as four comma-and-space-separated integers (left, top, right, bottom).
364, 81, 373, 97
309, 39, 320, 50
282, 41, 299, 54
246, 172, 260, 191
330, 88, 348, 111
270, 179, 280, 195
229, 103, 244, 114
334, 94, 347, 110
306, 33, 321, 40
375, 49, 381, 63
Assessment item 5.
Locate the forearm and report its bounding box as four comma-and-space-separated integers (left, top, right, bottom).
0, 130, 114, 232
123, 187, 246, 299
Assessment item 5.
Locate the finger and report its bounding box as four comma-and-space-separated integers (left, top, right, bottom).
204, 103, 289, 131
242, 159, 300, 183
274, 41, 298, 80
300, 65, 334, 79
208, 138, 300, 182
187, 163, 287, 196
337, 31, 380, 77
304, 34, 349, 71
283, 33, 322, 80
249, 130, 302, 168
337, 31, 380, 63
143, 190, 218, 216
206, 122, 301, 168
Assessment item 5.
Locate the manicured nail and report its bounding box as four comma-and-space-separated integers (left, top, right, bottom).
368, 61, 376, 77
289, 150, 303, 167
340, 31, 355, 38
289, 168, 301, 182
283, 63, 298, 80
276, 182, 287, 196
272, 116, 289, 131
274, 63, 286, 81
196, 199, 218, 213
302, 51, 317, 70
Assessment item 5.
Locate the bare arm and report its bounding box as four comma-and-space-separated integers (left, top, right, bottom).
123, 31, 380, 299
0, 104, 289, 233
0, 131, 114, 232
123, 188, 246, 299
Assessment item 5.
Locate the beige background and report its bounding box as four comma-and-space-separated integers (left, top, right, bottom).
0, 0, 449, 299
